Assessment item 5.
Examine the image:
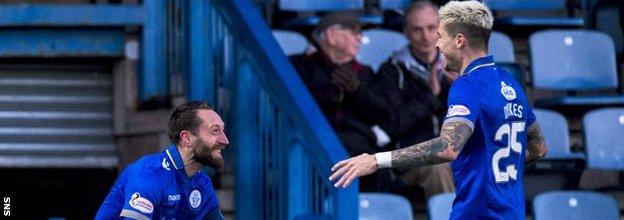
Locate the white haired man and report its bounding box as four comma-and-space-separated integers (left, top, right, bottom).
329, 1, 548, 219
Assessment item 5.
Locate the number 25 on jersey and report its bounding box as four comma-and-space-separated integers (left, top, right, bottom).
492, 122, 525, 183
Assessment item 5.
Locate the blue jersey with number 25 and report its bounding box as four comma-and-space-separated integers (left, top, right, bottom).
444, 55, 535, 220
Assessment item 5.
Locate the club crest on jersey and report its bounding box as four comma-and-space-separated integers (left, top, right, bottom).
129, 192, 154, 214
500, 81, 516, 101
447, 105, 471, 117
189, 190, 202, 209
162, 158, 170, 171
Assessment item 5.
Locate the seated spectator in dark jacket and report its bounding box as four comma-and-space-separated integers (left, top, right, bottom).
289, 12, 391, 192
377, 1, 456, 201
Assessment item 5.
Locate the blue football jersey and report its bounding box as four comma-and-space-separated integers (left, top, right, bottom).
95, 145, 221, 220
444, 56, 535, 220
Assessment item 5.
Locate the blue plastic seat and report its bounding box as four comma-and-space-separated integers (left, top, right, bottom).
524, 109, 585, 200
529, 30, 624, 109
534, 109, 584, 159
533, 191, 620, 220
359, 193, 413, 220
483, 0, 584, 29
357, 29, 408, 71
488, 31, 515, 63
272, 30, 308, 56
427, 192, 455, 220
278, 0, 363, 12
278, 0, 371, 27
582, 108, 624, 170
379, 0, 411, 10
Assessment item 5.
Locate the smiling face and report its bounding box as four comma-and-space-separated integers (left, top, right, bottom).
189, 109, 229, 168
404, 5, 439, 57
436, 21, 462, 73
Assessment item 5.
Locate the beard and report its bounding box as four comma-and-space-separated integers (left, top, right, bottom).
191, 138, 224, 168
445, 54, 462, 73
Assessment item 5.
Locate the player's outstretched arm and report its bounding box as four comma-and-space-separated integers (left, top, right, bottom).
525, 122, 547, 165
329, 121, 472, 188
390, 121, 472, 170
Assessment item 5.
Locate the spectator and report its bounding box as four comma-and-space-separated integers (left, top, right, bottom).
376, 1, 455, 201
289, 12, 390, 192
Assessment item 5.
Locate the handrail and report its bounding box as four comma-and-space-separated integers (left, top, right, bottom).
206, 0, 358, 219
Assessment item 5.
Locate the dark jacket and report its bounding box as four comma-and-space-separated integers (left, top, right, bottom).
377, 47, 451, 148
290, 51, 388, 156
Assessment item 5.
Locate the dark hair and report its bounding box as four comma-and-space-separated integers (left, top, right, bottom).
168, 101, 214, 145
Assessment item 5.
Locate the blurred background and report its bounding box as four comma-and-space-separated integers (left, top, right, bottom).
0, 0, 621, 219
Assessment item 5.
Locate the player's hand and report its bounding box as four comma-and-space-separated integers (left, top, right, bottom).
329, 153, 378, 188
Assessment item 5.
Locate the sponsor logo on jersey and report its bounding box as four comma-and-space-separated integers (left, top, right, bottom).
162, 158, 170, 171
500, 81, 516, 101
168, 194, 181, 202
129, 192, 154, 214
189, 190, 202, 209
447, 105, 471, 117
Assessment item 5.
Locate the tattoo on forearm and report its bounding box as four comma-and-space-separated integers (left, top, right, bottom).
525, 123, 546, 164
391, 121, 473, 170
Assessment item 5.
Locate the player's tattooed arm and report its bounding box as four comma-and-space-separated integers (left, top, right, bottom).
525, 122, 547, 165
391, 121, 473, 170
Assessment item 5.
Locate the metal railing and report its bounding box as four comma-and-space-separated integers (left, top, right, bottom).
200, 0, 359, 219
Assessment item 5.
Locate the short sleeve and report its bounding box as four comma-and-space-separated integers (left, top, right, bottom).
120, 176, 164, 220
524, 103, 536, 127
443, 78, 481, 129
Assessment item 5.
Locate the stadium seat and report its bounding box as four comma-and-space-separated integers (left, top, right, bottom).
483, 0, 584, 32
529, 30, 624, 112
488, 31, 515, 63
427, 192, 455, 220
379, 0, 411, 9
533, 191, 620, 220
272, 30, 309, 56
357, 28, 408, 71
524, 109, 584, 200
359, 193, 413, 220
582, 107, 624, 170
534, 109, 584, 159
277, 0, 377, 28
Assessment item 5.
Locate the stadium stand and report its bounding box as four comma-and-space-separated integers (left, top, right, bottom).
529, 29, 624, 113
272, 30, 309, 56
357, 28, 408, 71
533, 191, 620, 220
488, 31, 516, 63
427, 192, 455, 220
582, 107, 624, 170
359, 193, 413, 220
483, 0, 585, 34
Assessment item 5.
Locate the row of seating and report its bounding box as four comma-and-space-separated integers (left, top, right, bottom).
535, 107, 624, 171
273, 0, 622, 67
276, 0, 585, 30
272, 29, 516, 71
423, 191, 620, 220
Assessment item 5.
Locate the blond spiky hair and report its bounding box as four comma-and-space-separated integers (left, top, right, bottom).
439, 1, 493, 49
439, 1, 493, 30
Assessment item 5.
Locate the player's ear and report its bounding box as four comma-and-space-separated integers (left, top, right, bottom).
455, 33, 466, 49
180, 130, 194, 147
